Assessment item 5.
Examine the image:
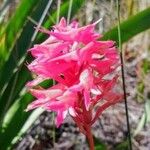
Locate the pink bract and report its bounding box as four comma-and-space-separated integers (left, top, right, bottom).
26, 17, 122, 127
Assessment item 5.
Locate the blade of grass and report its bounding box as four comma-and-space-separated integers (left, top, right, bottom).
0, 0, 50, 121
0, 0, 48, 95
0, 81, 53, 149
133, 99, 150, 136
0, 0, 38, 70
10, 108, 44, 147
0, 0, 38, 66
56, 0, 61, 23
0, 64, 31, 122
67, 0, 73, 24
0, 93, 33, 150
31, 0, 53, 43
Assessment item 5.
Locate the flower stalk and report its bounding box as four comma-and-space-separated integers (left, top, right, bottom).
85, 124, 94, 150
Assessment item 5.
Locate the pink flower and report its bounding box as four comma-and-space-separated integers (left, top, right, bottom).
26, 17, 122, 128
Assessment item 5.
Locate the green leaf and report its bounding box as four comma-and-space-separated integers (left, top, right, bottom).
0, 0, 52, 147
115, 140, 128, 150
145, 99, 150, 122
94, 137, 107, 150
0, 0, 52, 148
133, 113, 146, 137
133, 99, 150, 136
0, 65, 31, 121
3, 0, 38, 53
0, 0, 51, 111
0, 0, 38, 69
0, 93, 33, 150
11, 108, 44, 147
102, 7, 150, 45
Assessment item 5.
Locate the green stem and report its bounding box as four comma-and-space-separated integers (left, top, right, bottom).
67, 0, 73, 24
116, 0, 132, 149
56, 0, 61, 23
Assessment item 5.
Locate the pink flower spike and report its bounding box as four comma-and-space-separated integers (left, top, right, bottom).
26, 17, 122, 132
